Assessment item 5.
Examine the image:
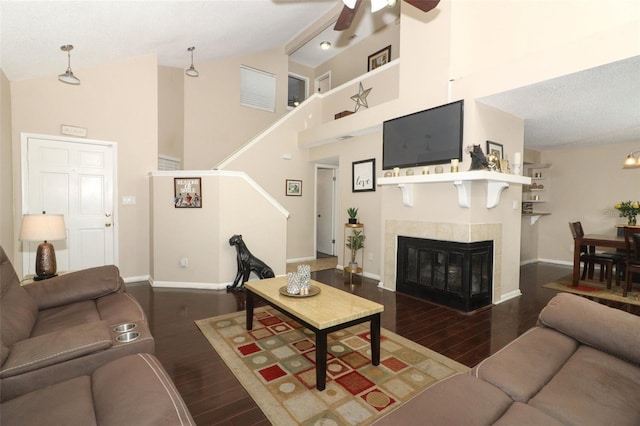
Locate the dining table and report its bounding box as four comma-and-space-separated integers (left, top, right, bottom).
572, 233, 626, 286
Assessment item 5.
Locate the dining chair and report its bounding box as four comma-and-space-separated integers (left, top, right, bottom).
623, 226, 640, 297
568, 222, 620, 288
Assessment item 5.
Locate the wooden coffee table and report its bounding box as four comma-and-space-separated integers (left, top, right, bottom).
244, 277, 384, 391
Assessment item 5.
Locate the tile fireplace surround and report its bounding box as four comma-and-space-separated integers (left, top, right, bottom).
383, 220, 503, 304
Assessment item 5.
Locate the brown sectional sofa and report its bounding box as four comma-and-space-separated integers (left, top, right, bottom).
1, 353, 194, 425
375, 293, 640, 425
1, 246, 154, 400
1, 246, 195, 424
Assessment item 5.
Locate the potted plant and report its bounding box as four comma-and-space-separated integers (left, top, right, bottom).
347, 207, 358, 224
346, 229, 365, 271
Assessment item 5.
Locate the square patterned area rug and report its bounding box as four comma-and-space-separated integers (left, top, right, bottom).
195, 307, 468, 425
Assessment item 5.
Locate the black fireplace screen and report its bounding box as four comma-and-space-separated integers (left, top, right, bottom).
398, 237, 493, 312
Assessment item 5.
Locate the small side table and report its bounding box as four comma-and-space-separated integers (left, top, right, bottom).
343, 223, 364, 284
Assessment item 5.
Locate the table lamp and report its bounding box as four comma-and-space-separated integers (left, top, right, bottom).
19, 213, 67, 280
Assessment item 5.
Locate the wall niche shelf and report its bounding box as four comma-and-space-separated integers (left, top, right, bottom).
377, 171, 531, 208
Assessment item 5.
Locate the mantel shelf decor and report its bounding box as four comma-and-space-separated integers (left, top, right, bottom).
377, 171, 531, 208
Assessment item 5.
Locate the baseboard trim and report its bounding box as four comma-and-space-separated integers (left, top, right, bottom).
287, 256, 317, 263
123, 275, 151, 284
495, 289, 522, 304
151, 280, 230, 290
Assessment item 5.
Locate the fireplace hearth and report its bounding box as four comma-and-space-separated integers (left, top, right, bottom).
396, 237, 493, 312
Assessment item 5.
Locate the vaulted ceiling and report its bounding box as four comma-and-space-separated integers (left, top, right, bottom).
1, 1, 638, 151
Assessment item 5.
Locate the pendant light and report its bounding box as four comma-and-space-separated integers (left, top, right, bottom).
185, 47, 199, 77
622, 150, 640, 169
58, 45, 80, 85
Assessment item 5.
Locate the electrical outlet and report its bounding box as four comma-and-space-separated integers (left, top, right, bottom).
368, 252, 374, 261
180, 258, 188, 268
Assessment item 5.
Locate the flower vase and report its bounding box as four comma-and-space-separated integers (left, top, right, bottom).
629, 216, 637, 226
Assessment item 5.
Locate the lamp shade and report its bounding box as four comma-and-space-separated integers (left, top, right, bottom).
19, 214, 67, 242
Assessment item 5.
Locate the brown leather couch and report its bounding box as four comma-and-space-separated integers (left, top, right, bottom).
375, 293, 640, 425
1, 353, 195, 425
0, 245, 154, 401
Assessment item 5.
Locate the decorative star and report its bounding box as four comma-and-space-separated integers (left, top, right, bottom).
351, 82, 372, 112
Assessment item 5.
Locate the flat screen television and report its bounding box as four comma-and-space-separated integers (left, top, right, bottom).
382, 100, 464, 170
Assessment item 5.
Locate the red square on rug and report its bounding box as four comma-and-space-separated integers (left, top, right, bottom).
237, 342, 262, 356
336, 371, 375, 395
259, 316, 284, 327
257, 364, 288, 383
382, 356, 409, 372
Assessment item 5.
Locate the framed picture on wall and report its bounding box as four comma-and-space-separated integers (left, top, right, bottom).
352, 158, 376, 192
286, 179, 302, 196
486, 141, 504, 159
174, 177, 202, 208
368, 45, 391, 71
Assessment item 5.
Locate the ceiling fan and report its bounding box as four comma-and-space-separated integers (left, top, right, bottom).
334, 0, 440, 31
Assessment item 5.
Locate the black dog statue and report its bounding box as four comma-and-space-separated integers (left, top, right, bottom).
227, 234, 275, 291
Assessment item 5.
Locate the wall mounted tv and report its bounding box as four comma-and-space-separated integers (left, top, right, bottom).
382, 100, 464, 170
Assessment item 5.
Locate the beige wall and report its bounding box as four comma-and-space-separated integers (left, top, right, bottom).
532, 141, 639, 265
150, 172, 287, 288
450, 1, 639, 79
158, 66, 184, 163
313, 21, 400, 89
0, 69, 14, 262
4, 2, 638, 288
309, 132, 383, 276
9, 55, 158, 279
219, 99, 323, 260
184, 48, 290, 169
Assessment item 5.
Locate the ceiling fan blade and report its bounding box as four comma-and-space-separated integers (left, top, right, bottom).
334, 0, 362, 31
403, 0, 440, 13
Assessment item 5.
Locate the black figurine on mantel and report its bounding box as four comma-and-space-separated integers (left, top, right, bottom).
466, 145, 489, 170
227, 234, 275, 291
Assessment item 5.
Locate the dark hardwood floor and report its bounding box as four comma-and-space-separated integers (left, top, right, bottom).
126, 262, 639, 425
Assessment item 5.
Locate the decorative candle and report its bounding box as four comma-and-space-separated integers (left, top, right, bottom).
514, 152, 521, 165
451, 159, 459, 172
393, 167, 400, 177
422, 167, 429, 175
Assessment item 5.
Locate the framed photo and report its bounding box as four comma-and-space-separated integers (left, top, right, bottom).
286, 179, 302, 196
368, 45, 391, 71
174, 177, 202, 208
486, 141, 504, 159
352, 158, 376, 192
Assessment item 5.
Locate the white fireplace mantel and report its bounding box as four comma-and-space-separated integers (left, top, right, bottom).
377, 171, 531, 208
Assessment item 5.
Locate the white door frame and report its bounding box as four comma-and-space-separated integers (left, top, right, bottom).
314, 71, 332, 94
314, 163, 338, 256
20, 133, 119, 272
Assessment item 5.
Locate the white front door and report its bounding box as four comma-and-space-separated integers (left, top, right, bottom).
22, 134, 117, 276
316, 166, 336, 256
